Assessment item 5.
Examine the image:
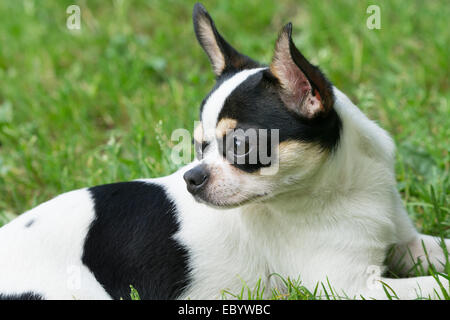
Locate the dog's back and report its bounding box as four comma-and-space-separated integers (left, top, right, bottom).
0, 176, 193, 300
0, 188, 107, 299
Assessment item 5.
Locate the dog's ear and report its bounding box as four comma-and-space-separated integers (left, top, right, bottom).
193, 3, 259, 76
270, 23, 334, 119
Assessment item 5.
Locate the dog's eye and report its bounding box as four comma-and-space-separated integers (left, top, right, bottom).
233, 135, 250, 156
228, 131, 252, 158
194, 140, 209, 159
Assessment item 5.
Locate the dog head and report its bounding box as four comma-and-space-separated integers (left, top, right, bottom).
183, 3, 341, 208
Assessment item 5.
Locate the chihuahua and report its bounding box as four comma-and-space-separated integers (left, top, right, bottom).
0, 3, 448, 300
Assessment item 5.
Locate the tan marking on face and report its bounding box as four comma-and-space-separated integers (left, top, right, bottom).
215, 118, 237, 138
197, 17, 225, 75
276, 140, 326, 167
193, 122, 204, 143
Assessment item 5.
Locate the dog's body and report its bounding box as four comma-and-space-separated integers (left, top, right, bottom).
0, 4, 448, 300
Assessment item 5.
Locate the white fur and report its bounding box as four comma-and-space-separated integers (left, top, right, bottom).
166, 87, 448, 299
0, 83, 448, 300
201, 68, 266, 140
0, 189, 111, 299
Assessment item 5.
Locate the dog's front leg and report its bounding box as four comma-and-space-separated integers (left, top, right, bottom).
388, 234, 450, 277
363, 275, 449, 300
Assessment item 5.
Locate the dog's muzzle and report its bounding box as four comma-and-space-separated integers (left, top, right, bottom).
183, 164, 209, 195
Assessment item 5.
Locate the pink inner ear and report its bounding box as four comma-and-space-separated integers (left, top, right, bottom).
271, 33, 324, 118
301, 90, 323, 119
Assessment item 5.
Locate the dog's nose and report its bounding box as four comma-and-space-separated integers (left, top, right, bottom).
183, 165, 209, 194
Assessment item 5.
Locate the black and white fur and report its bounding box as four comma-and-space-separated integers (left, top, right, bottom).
0, 3, 448, 300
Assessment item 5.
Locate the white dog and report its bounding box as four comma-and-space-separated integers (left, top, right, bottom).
0, 3, 448, 300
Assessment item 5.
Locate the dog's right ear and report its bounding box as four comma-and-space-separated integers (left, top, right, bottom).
270, 23, 334, 119
193, 3, 259, 76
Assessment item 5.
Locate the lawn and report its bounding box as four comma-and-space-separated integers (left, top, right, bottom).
0, 0, 448, 299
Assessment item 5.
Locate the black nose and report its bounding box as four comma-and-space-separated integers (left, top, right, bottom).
183, 165, 209, 194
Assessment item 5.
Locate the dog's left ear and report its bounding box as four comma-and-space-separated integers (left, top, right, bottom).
270, 23, 334, 119
193, 3, 259, 76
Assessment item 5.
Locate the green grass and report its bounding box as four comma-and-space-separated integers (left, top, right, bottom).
0, 0, 448, 299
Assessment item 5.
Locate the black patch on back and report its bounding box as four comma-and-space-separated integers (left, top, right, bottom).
0, 292, 44, 300
83, 181, 190, 300
218, 70, 342, 173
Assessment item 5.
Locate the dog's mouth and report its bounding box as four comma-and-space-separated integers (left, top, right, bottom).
192, 191, 271, 210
